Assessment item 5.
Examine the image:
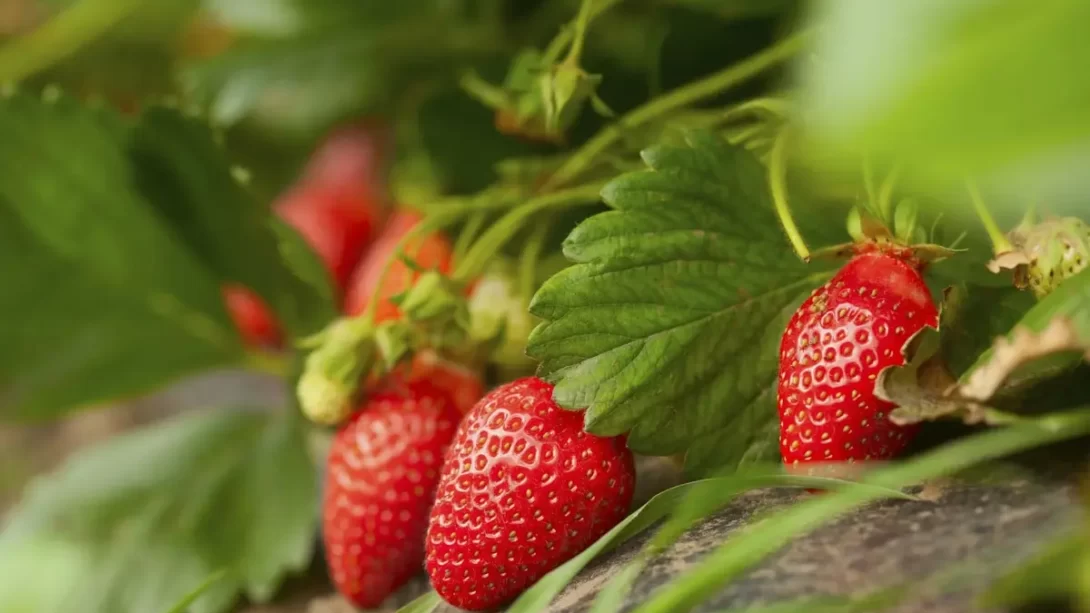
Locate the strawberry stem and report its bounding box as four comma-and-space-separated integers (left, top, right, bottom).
519, 220, 552, 300
769, 127, 810, 261
454, 182, 607, 283
542, 0, 622, 64
563, 0, 596, 67
453, 211, 488, 264
966, 180, 1013, 255
360, 196, 511, 327
540, 29, 811, 192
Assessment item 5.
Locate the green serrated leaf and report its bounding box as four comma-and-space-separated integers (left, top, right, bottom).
129, 106, 336, 338
0, 408, 318, 613
0, 92, 244, 419
527, 131, 833, 473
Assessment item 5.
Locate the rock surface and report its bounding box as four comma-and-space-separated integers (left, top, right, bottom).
356, 479, 1075, 613
543, 480, 1079, 613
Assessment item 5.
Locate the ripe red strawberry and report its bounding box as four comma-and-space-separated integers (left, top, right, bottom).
392, 350, 484, 415
222, 284, 280, 347
425, 377, 635, 611
778, 250, 939, 469
301, 122, 391, 200
275, 184, 381, 292
322, 379, 462, 608
343, 210, 455, 322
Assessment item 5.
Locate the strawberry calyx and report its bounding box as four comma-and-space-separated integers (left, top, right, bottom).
808, 238, 957, 273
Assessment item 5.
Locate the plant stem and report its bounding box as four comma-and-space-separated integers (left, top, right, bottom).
542, 0, 623, 64
769, 127, 809, 261
455, 182, 607, 283
360, 195, 514, 326
966, 180, 1013, 254
0, 0, 145, 83
243, 350, 291, 378
540, 29, 812, 192
520, 220, 552, 300
564, 0, 596, 66
453, 211, 488, 264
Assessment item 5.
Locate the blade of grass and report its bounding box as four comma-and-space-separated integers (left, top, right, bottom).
160, 569, 228, 613
510, 471, 911, 613
633, 408, 1090, 613
588, 473, 914, 613
395, 591, 441, 613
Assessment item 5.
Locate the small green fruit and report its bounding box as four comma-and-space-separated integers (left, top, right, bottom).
1010, 217, 1090, 298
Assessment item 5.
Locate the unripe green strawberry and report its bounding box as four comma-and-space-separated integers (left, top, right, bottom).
1009, 216, 1090, 298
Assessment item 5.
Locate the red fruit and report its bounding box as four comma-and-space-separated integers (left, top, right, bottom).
222, 284, 280, 347
343, 211, 454, 322
302, 122, 391, 199
425, 377, 636, 611
322, 379, 462, 609
391, 350, 484, 415
275, 185, 381, 293
777, 251, 939, 469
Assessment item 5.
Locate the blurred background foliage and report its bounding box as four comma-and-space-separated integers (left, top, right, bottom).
2, 0, 1090, 612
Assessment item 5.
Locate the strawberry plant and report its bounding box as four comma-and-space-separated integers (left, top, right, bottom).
2, 1, 1090, 613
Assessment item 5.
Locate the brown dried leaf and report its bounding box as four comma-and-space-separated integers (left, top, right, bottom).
986, 250, 1030, 274
960, 317, 1090, 401
884, 316, 1090, 427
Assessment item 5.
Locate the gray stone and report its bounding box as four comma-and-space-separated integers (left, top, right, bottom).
546, 480, 1079, 613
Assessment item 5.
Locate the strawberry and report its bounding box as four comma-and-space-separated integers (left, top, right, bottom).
425, 377, 636, 611
393, 350, 484, 415
343, 210, 455, 322
322, 379, 462, 608
274, 184, 381, 293
778, 250, 939, 469
301, 122, 391, 201
222, 284, 280, 347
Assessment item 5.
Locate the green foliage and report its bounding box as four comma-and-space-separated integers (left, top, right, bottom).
130, 107, 336, 336
182, 2, 506, 129
0, 408, 317, 613
939, 284, 1035, 377
963, 266, 1090, 388
4, 1, 1090, 611
0, 92, 332, 420
528, 131, 833, 474
981, 536, 1090, 611
797, 0, 1090, 212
